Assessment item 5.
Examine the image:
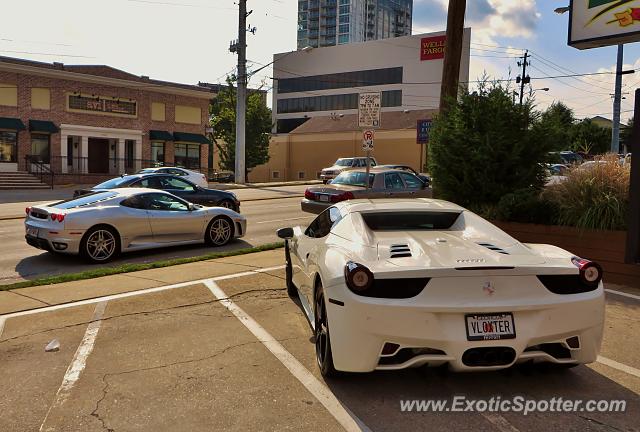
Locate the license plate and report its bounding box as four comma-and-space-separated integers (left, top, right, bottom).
465, 313, 516, 341
319, 194, 329, 202
26, 227, 39, 238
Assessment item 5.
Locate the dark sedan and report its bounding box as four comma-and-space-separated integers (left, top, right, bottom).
74, 174, 241, 211
376, 164, 431, 186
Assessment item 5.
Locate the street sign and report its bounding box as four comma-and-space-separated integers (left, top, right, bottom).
358, 92, 381, 128
362, 129, 374, 151
417, 119, 432, 144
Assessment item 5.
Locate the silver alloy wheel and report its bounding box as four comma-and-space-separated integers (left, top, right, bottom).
209, 218, 232, 246
86, 229, 116, 261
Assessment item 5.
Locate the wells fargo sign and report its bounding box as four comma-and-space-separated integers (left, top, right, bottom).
569, 0, 640, 49
420, 35, 446, 61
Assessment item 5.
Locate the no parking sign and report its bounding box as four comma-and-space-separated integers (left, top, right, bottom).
362, 130, 374, 151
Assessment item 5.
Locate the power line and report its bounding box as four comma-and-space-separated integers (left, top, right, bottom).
0, 50, 94, 59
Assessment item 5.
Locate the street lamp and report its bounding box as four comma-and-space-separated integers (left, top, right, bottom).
554, 6, 570, 14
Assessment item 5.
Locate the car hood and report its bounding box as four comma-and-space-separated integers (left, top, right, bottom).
374, 230, 547, 269
322, 165, 347, 172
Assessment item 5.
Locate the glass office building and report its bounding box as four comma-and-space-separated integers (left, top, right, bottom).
297, 0, 412, 49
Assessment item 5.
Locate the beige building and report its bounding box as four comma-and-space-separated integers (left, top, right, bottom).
246, 109, 436, 183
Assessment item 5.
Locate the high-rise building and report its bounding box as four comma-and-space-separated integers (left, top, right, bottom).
297, 0, 413, 50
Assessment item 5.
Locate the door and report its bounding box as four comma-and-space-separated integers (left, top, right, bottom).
384, 172, 410, 198
141, 192, 204, 242
88, 138, 110, 173
118, 195, 155, 247
399, 172, 430, 197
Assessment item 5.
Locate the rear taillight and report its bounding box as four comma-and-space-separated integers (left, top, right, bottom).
537, 256, 603, 294
571, 256, 603, 287
50, 213, 65, 222
344, 261, 374, 293
25, 207, 31, 216
304, 189, 316, 200
330, 191, 354, 203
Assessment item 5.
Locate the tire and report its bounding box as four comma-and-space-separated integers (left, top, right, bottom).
322, 180, 328, 184
80, 225, 120, 264
218, 199, 236, 211
314, 281, 337, 377
205, 216, 234, 246
285, 241, 296, 297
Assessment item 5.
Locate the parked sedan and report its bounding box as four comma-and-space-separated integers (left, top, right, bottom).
301, 168, 432, 214
137, 166, 208, 187
74, 174, 240, 211
376, 164, 431, 185
25, 189, 246, 263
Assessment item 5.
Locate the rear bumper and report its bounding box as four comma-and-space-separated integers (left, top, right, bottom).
24, 223, 83, 255
301, 199, 331, 214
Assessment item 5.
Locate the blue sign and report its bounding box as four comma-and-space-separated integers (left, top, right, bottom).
417, 119, 432, 144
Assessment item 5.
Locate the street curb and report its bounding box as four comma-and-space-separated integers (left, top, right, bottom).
0, 194, 304, 221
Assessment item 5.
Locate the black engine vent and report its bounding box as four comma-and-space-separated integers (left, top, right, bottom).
389, 244, 411, 258
477, 242, 509, 255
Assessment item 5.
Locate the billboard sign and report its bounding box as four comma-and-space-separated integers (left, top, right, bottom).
358, 92, 381, 128
569, 0, 640, 49
417, 119, 432, 144
420, 35, 446, 60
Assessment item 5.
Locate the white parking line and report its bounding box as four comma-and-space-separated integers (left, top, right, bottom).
204, 279, 372, 432
256, 216, 314, 224
0, 265, 286, 320
597, 356, 640, 378
0, 316, 5, 339
39, 301, 107, 432
605, 288, 640, 301
481, 413, 521, 432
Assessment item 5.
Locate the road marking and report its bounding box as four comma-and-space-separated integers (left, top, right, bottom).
597, 355, 640, 378
204, 279, 372, 432
605, 288, 640, 301
481, 413, 521, 432
256, 216, 314, 224
1, 265, 286, 319
39, 301, 107, 432
0, 316, 5, 339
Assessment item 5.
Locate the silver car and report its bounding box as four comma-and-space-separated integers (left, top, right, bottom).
24, 188, 247, 263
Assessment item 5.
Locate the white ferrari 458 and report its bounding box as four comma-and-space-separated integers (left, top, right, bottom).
276, 199, 605, 377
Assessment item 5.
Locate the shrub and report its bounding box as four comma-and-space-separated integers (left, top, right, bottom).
494, 188, 558, 225
543, 155, 629, 230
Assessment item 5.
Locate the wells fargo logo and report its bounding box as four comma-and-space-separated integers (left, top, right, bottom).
420, 35, 446, 61
584, 0, 640, 27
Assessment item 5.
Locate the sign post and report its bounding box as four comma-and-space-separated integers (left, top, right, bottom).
359, 92, 381, 189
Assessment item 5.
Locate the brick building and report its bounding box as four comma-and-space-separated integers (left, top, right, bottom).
0, 56, 214, 184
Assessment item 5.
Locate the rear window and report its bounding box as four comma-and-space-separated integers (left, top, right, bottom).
361, 211, 461, 230
335, 158, 352, 167
331, 171, 374, 187
51, 191, 119, 209
138, 168, 156, 174
94, 177, 133, 189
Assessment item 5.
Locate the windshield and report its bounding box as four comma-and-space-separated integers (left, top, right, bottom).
362, 211, 461, 230
51, 191, 119, 209
335, 158, 353, 167
94, 177, 134, 189
331, 171, 374, 187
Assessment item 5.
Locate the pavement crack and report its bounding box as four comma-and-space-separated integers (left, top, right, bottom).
6, 289, 50, 306
578, 414, 625, 432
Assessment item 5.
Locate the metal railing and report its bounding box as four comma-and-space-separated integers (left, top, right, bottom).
24, 155, 54, 189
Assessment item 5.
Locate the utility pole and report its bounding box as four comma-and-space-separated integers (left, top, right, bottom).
439, 0, 466, 114
234, 0, 248, 184
612, 44, 624, 154
517, 50, 530, 106
625, 88, 640, 264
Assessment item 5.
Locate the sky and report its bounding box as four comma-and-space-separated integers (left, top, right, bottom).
1, 0, 639, 121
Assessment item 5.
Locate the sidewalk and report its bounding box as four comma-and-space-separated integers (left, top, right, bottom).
0, 249, 283, 315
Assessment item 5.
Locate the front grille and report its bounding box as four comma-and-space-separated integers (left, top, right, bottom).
477, 242, 509, 254
389, 244, 411, 258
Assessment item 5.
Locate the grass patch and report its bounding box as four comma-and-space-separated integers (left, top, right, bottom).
1, 242, 284, 292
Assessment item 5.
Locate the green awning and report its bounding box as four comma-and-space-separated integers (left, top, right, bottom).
29, 120, 59, 133
173, 132, 211, 144
0, 117, 26, 131
149, 130, 174, 141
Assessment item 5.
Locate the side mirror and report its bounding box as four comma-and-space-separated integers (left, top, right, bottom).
188, 203, 196, 211
277, 227, 294, 239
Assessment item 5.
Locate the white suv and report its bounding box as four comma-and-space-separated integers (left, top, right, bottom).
319, 157, 378, 184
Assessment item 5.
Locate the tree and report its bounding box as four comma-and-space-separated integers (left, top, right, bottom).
428, 79, 553, 209
620, 117, 633, 153
210, 77, 272, 181
538, 102, 575, 151
569, 118, 611, 155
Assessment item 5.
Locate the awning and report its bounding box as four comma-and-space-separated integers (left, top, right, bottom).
149, 130, 174, 141
29, 120, 59, 133
173, 132, 211, 144
0, 117, 26, 131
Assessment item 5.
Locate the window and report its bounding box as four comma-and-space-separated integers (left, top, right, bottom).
272, 170, 280, 179
132, 176, 163, 189
159, 176, 195, 192
399, 172, 424, 189
0, 131, 17, 163
305, 206, 341, 238
144, 193, 190, 212
51, 191, 119, 209
151, 142, 165, 166
339, 5, 349, 14
277, 90, 400, 114
31, 134, 50, 164
120, 195, 147, 209
384, 173, 404, 189
339, 14, 350, 23
331, 171, 373, 187
339, 23, 349, 33
160, 168, 187, 176
278, 67, 402, 94
361, 211, 462, 231
298, 171, 305, 179
174, 143, 201, 170
125, 139, 135, 170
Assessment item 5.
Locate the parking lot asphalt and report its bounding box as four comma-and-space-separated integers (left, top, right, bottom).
1, 250, 638, 432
